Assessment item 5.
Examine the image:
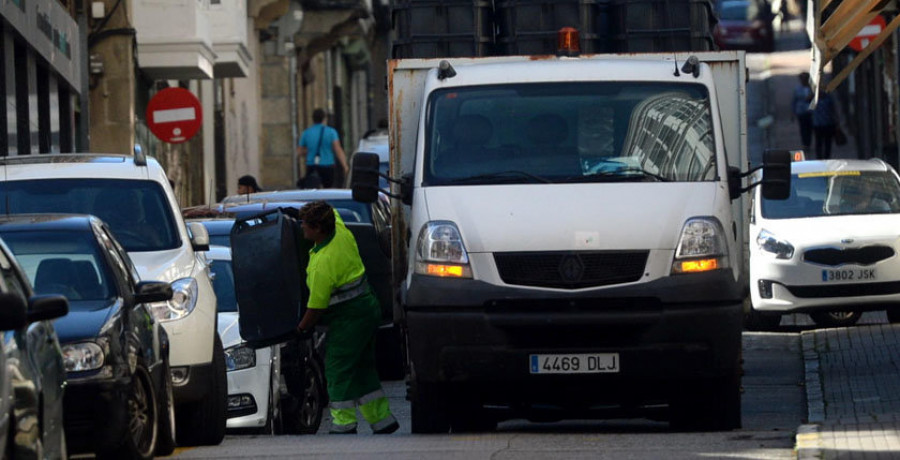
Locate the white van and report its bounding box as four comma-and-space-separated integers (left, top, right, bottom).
0, 152, 226, 446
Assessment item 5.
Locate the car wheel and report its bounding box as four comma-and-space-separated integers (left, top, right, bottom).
410, 382, 451, 434
670, 370, 742, 431
809, 311, 861, 328
886, 309, 900, 323
744, 308, 781, 331
282, 350, 324, 434
98, 366, 158, 460
176, 334, 227, 446
155, 358, 177, 456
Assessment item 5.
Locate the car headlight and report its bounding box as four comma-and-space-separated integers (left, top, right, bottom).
756, 229, 794, 259
149, 278, 198, 322
224, 345, 256, 371
62, 339, 107, 372
672, 217, 729, 274
414, 221, 472, 278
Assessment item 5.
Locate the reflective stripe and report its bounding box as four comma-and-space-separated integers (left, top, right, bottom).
330, 400, 356, 410
329, 421, 358, 433
329, 277, 369, 306
370, 414, 398, 432
357, 389, 386, 406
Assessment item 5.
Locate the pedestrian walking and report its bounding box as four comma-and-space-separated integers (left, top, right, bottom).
297, 109, 349, 189
791, 72, 813, 150
778, 0, 790, 33
812, 89, 839, 160
237, 175, 262, 194
295, 201, 399, 435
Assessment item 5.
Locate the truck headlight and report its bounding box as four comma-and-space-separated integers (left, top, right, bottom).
756, 229, 794, 259
62, 339, 107, 372
149, 278, 198, 322
414, 221, 472, 278
224, 345, 256, 371
672, 217, 729, 274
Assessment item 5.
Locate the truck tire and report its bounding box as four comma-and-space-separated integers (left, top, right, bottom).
809, 311, 861, 328
410, 382, 450, 434
670, 371, 741, 432
176, 335, 227, 446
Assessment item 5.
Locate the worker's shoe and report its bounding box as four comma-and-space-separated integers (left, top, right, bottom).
329, 424, 357, 434
372, 420, 400, 435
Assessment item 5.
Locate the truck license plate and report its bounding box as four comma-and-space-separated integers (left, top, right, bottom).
529, 353, 619, 374
821, 268, 876, 282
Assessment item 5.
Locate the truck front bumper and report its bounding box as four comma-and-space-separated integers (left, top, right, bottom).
404, 271, 742, 405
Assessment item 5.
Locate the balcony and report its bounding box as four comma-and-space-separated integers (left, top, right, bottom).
210, 0, 251, 77
134, 0, 215, 80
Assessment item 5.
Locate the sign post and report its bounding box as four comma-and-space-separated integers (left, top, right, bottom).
146, 88, 203, 144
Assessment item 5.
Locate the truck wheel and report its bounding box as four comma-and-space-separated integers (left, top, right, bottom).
744, 308, 781, 331
410, 382, 450, 434
176, 335, 227, 446
809, 311, 861, 328
670, 371, 741, 432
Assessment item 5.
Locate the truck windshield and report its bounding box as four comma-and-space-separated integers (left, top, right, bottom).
0, 179, 181, 252
761, 170, 900, 219
424, 82, 717, 185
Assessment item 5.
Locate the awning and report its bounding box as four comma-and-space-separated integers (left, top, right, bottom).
808, 0, 899, 96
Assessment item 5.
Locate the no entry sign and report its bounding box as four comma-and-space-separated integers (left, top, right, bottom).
849, 15, 886, 53
146, 88, 202, 144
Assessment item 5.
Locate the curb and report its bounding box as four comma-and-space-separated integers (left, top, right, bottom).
795, 330, 824, 459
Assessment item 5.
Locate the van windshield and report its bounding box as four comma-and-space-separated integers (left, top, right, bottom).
761, 170, 900, 219
0, 179, 181, 252
424, 82, 717, 185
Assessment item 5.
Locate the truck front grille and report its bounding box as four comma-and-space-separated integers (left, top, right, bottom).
803, 246, 895, 267
494, 251, 648, 289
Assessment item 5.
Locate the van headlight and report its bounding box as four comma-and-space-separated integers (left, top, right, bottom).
149, 278, 198, 322
414, 221, 472, 278
224, 345, 256, 371
672, 217, 729, 274
756, 229, 794, 259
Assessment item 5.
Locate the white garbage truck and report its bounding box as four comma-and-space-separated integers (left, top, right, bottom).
351, 44, 790, 433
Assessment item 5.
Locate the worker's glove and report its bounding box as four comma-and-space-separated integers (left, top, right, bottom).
296, 326, 314, 340
280, 206, 301, 220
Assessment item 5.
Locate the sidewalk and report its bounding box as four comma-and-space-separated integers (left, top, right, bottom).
760, 20, 900, 460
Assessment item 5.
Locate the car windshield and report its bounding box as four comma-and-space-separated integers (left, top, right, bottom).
0, 179, 180, 252
761, 170, 900, 219
425, 82, 717, 185
0, 230, 115, 307
209, 260, 237, 313
720, 2, 757, 21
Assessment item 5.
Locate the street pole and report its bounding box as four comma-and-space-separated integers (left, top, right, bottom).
288, 42, 298, 187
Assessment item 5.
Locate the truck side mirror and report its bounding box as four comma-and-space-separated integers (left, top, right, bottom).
760, 149, 792, 200
351, 153, 381, 203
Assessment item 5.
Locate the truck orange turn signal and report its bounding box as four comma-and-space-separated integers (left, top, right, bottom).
678, 258, 718, 273
557, 27, 580, 57
425, 264, 466, 277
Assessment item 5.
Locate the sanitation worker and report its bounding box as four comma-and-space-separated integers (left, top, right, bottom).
295, 201, 399, 434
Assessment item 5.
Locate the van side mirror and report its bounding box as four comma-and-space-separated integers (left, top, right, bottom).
0, 292, 27, 330
351, 153, 381, 203
188, 222, 211, 252
27, 295, 68, 323
760, 149, 792, 200
135, 281, 174, 303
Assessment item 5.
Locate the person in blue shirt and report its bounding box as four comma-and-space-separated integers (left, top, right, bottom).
791, 72, 813, 150
812, 89, 838, 160
297, 109, 349, 188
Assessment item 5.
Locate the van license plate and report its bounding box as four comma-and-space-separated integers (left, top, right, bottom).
822, 269, 876, 282
529, 353, 619, 374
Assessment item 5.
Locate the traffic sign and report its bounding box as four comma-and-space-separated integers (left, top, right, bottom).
146, 87, 202, 144
849, 15, 886, 53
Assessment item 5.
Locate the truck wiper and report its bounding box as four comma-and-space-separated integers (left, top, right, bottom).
566, 168, 669, 183
445, 170, 552, 184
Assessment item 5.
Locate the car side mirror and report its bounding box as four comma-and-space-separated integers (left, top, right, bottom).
760, 149, 792, 200
0, 292, 27, 330
188, 222, 210, 252
135, 281, 174, 304
351, 153, 381, 203
27, 295, 68, 323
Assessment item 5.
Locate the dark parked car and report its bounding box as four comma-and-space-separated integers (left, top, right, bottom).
0, 215, 176, 459
0, 238, 68, 459
714, 0, 775, 52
